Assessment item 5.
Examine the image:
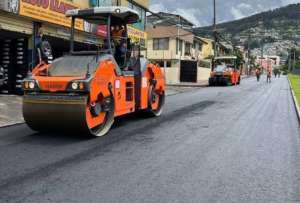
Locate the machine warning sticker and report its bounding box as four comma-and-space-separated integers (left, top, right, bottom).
142, 77, 148, 88
115, 80, 120, 89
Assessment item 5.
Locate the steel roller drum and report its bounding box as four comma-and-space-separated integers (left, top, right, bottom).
23, 94, 91, 134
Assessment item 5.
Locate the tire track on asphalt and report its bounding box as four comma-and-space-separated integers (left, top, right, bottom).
0, 100, 215, 193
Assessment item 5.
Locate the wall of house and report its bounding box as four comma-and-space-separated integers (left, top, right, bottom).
161, 67, 210, 85
161, 68, 180, 84
146, 38, 191, 60
201, 39, 214, 59
197, 67, 211, 82
147, 38, 176, 60
191, 48, 202, 61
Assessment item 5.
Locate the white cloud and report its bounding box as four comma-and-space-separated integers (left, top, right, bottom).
237, 3, 252, 10
173, 8, 203, 26
150, 3, 168, 13
230, 7, 245, 19
229, 3, 255, 20
150, 3, 203, 27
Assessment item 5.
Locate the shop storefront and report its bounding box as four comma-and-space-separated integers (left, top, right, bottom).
0, 0, 98, 94
0, 7, 32, 94
18, 0, 90, 61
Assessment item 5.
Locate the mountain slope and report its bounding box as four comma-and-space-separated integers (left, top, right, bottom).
193, 3, 300, 50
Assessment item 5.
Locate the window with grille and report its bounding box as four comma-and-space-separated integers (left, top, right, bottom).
185, 42, 191, 55
153, 38, 169, 50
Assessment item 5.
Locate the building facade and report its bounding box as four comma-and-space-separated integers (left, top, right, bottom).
198, 37, 214, 59
146, 25, 210, 84
146, 26, 197, 64
256, 55, 280, 71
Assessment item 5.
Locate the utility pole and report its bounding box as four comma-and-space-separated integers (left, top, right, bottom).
260, 39, 264, 73
247, 34, 251, 75
213, 0, 217, 57
288, 49, 292, 72
177, 15, 181, 68
212, 0, 217, 70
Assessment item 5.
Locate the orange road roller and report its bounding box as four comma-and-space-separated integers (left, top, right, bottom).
22, 7, 165, 137
209, 56, 241, 86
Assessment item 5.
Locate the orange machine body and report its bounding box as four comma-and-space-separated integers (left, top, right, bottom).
210, 68, 241, 85
209, 56, 241, 86
23, 56, 165, 136
22, 6, 166, 136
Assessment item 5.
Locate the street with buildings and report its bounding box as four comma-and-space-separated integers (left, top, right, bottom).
0, 0, 300, 202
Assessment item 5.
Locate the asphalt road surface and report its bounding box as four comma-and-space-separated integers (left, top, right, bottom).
0, 76, 299, 203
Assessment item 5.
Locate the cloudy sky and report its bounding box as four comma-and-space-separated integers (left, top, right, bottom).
150, 0, 300, 27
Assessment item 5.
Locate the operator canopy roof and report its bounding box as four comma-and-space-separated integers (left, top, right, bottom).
66, 6, 140, 25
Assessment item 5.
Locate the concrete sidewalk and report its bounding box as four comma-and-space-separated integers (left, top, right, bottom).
167, 80, 208, 88
0, 95, 24, 127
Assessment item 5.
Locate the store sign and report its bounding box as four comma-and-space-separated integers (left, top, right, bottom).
128, 26, 147, 47
97, 25, 107, 37
0, 0, 19, 13
19, 0, 84, 30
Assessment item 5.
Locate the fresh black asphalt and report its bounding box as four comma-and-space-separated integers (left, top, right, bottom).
0, 76, 299, 202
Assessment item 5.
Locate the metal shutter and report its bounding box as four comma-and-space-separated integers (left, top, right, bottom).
0, 11, 32, 35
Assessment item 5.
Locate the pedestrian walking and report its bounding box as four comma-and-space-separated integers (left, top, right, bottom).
274, 70, 278, 78
255, 68, 261, 82
267, 68, 272, 83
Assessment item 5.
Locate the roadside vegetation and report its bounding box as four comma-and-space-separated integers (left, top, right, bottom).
289, 74, 300, 106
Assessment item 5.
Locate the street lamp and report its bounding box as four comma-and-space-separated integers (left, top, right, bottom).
212, 0, 218, 71
260, 38, 264, 73
246, 28, 256, 76
176, 15, 181, 68
213, 0, 217, 56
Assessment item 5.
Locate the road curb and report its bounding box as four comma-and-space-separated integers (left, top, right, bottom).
288, 78, 300, 123
0, 122, 25, 129
167, 84, 208, 88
